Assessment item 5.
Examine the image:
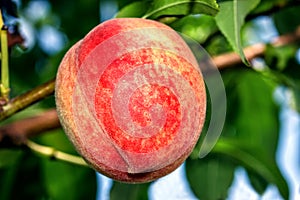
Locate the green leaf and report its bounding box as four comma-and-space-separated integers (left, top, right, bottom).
224, 70, 278, 150
215, 0, 260, 66
264, 44, 300, 112
186, 155, 235, 200
273, 5, 300, 34
206, 34, 232, 56
265, 45, 298, 71
0, 128, 97, 200
117, 0, 140, 9
115, 1, 150, 18
41, 158, 97, 200
0, 152, 47, 200
251, 0, 284, 15
37, 129, 97, 199
142, 0, 219, 19
213, 139, 288, 199
0, 149, 23, 200
280, 62, 300, 112
170, 14, 218, 43
248, 170, 268, 194
0, 149, 22, 168
216, 69, 289, 199
0, 164, 19, 200
110, 182, 150, 200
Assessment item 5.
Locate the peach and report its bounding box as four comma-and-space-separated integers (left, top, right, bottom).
55, 18, 206, 183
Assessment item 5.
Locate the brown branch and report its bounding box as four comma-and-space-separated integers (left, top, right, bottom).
0, 109, 88, 167
1, 26, 300, 146
0, 109, 60, 145
213, 26, 300, 69
0, 78, 55, 121
213, 43, 266, 69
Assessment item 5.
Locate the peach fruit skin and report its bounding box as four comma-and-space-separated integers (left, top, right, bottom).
55, 18, 206, 183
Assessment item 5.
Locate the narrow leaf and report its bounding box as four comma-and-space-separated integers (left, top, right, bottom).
142, 0, 219, 19
215, 0, 260, 66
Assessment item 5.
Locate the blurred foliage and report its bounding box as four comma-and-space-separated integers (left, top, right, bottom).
0, 0, 300, 199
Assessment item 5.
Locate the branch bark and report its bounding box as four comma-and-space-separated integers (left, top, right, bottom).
213, 26, 300, 69
0, 109, 87, 166
0, 78, 55, 121
0, 26, 300, 146
0, 109, 60, 145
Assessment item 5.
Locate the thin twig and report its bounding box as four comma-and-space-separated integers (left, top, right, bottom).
26, 139, 88, 167
0, 109, 87, 167
0, 78, 55, 121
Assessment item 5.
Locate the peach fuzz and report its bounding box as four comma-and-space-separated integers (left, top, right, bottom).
55, 18, 206, 183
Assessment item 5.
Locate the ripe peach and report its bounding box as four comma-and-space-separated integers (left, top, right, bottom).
55, 18, 206, 183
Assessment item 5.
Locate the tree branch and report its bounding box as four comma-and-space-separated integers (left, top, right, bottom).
0, 78, 55, 121
0, 109, 60, 145
213, 26, 300, 69
0, 109, 87, 167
